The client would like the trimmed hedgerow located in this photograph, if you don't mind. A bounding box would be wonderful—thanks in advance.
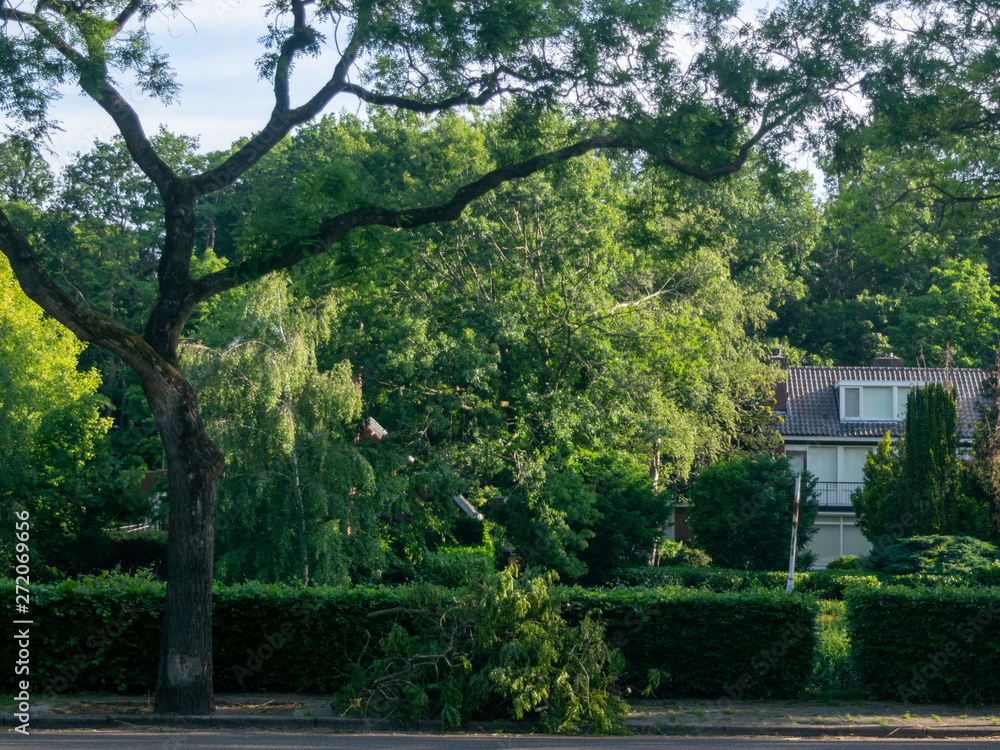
[0,575,410,694]
[609,566,968,599]
[847,585,1000,703]
[2,575,817,702]
[558,586,818,699]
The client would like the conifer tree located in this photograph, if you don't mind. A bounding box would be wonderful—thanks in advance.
[853,384,989,549]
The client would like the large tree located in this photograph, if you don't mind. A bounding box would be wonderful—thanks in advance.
[0,0,874,713]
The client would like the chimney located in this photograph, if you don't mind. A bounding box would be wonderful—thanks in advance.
[870,353,904,368]
[769,347,788,411]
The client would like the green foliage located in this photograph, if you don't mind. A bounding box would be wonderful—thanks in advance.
[870,535,1000,576]
[1,572,817,709]
[847,585,1000,702]
[183,274,379,586]
[607,565,966,601]
[810,599,859,693]
[560,586,818,699]
[685,453,819,571]
[237,109,781,581]
[853,387,990,549]
[334,570,627,733]
[656,540,713,568]
[825,555,866,572]
[0,253,147,575]
[0,137,53,204]
[418,545,495,589]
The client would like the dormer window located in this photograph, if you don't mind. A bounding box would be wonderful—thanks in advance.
[838,382,917,421]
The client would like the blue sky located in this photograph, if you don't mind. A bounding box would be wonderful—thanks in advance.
[45,1,346,169]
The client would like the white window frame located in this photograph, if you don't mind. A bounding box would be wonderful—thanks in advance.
[837,381,924,422]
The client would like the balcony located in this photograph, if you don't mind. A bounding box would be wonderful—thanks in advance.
[814,481,861,509]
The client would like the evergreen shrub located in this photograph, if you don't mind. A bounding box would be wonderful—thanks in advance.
[1,574,817,703]
[559,586,817,698]
[847,585,1000,702]
[870,534,1000,575]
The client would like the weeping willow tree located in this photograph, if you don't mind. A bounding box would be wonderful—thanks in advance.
[182,275,381,585]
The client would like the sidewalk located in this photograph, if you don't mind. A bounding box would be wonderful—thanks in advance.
[5,694,1000,737]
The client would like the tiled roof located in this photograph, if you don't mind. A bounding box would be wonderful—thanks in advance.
[776,366,990,441]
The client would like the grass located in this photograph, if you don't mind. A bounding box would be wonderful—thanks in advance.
[807,600,863,700]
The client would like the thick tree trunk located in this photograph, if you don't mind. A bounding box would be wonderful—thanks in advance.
[145,375,225,715]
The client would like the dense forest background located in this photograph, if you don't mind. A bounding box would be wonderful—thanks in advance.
[4,101,1000,585]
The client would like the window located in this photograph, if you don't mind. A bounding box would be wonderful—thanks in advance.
[839,382,922,421]
[844,388,860,419]
[864,387,892,420]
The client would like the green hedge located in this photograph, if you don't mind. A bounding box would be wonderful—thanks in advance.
[847,586,1000,702]
[1,577,409,694]
[558,586,818,699]
[2,577,817,699]
[610,566,970,599]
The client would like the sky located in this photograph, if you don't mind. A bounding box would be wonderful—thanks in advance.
[32,0,823,189]
[42,1,347,170]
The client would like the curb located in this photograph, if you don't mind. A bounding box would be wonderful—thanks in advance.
[4,714,1000,737]
[628,723,1000,738]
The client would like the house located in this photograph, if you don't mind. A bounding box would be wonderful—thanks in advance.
[771,351,989,566]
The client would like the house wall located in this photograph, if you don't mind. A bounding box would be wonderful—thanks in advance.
[785,441,878,566]
[810,511,872,566]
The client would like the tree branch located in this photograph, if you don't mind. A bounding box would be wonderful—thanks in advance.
[191,135,636,301]
[0,204,171,384]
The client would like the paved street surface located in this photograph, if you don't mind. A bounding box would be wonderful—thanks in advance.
[6,694,1000,746]
[5,734,1000,749]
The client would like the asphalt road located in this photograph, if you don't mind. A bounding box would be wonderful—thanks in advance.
[5,734,1000,749]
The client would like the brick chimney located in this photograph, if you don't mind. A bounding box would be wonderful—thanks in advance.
[769,347,788,411]
[870,353,904,368]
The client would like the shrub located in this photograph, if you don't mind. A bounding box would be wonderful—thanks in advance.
[826,555,865,572]
[847,585,1000,702]
[853,387,990,548]
[685,454,819,571]
[419,545,495,588]
[610,566,885,600]
[657,540,712,568]
[560,586,818,698]
[1,572,818,708]
[869,534,1000,575]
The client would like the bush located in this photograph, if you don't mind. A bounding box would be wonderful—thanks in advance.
[657,540,712,568]
[685,454,819,571]
[869,534,1000,575]
[847,585,1000,702]
[419,545,495,588]
[559,586,818,698]
[0,572,818,707]
[610,566,889,600]
[826,555,865,572]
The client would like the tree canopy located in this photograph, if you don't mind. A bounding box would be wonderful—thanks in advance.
[0,0,939,715]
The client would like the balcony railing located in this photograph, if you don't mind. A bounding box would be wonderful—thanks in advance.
[814,481,861,508]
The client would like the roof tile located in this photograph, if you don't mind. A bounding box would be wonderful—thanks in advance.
[776,367,989,441]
